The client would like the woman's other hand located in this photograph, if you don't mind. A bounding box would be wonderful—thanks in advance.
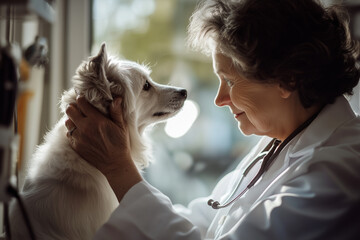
[65,96,142,201]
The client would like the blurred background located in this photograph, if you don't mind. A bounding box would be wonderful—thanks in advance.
[0,1,359,235]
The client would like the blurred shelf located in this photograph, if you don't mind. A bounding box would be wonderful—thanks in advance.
[0,0,55,23]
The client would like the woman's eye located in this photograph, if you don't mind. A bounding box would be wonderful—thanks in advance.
[143,80,151,91]
[224,78,234,87]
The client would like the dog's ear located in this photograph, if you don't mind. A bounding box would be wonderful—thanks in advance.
[86,43,112,101]
[72,43,113,114]
[89,43,108,79]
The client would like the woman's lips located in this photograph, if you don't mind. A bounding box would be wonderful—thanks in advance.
[235,112,244,118]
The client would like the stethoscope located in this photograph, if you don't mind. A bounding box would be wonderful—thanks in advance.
[207,108,323,209]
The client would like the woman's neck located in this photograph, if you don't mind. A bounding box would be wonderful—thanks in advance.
[276,102,323,142]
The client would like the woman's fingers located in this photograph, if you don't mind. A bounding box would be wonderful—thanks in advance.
[65,117,76,131]
[66,103,85,126]
[110,98,125,126]
[65,118,77,139]
[76,96,104,120]
[67,96,124,128]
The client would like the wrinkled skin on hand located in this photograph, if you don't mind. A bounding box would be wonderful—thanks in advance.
[65,96,142,201]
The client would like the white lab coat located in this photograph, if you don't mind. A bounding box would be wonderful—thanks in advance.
[94,95,360,240]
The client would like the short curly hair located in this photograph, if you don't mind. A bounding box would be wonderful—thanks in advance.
[188,0,360,108]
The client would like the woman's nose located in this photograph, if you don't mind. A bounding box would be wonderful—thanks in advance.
[214,83,231,107]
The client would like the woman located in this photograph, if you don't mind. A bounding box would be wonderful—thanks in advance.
[66,0,360,239]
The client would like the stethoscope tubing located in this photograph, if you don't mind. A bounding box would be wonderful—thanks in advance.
[208,139,280,209]
[208,107,324,210]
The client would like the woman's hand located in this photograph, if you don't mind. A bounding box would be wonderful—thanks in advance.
[65,96,142,201]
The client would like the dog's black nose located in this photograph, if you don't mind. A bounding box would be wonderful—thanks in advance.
[179,89,187,98]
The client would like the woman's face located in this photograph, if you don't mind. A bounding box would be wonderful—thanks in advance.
[213,52,288,138]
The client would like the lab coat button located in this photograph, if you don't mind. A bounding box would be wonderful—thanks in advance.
[218,215,227,226]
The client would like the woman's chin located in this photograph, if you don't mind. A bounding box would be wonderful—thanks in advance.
[238,123,252,136]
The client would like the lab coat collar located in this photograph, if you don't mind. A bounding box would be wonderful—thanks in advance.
[287,95,357,160]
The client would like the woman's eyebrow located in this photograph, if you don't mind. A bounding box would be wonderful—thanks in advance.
[215,69,226,75]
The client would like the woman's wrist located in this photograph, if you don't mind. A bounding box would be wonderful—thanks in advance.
[104,159,143,202]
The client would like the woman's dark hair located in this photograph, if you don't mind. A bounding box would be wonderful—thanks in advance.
[188,0,360,108]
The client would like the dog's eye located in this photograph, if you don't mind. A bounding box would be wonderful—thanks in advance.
[143,80,151,91]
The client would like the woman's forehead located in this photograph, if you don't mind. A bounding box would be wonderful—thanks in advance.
[212,52,234,74]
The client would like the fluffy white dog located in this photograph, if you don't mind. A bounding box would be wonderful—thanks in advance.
[10,43,187,240]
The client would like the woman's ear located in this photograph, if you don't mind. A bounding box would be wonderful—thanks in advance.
[278,84,292,99]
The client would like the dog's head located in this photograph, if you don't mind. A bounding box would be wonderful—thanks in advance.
[61,43,187,168]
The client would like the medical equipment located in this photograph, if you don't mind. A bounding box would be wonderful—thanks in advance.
[0,5,41,238]
[0,46,37,240]
[208,109,322,209]
[0,45,19,202]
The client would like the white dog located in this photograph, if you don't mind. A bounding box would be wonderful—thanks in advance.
[10,43,187,240]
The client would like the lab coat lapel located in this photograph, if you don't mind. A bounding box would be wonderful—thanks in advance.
[287,95,357,164]
[250,95,358,216]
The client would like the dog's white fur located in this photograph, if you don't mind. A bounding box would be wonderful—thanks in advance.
[10,43,187,240]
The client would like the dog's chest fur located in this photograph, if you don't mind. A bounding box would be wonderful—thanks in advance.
[11,116,118,240]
